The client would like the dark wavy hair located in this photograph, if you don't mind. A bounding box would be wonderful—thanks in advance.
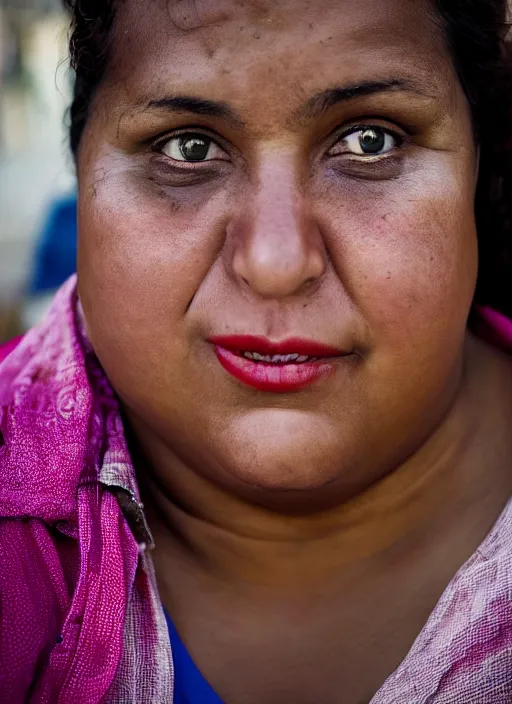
[62,0,512,316]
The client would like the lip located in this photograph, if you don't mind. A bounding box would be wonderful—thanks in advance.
[209,335,343,357]
[209,335,346,393]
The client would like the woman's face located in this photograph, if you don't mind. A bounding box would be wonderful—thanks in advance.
[78,0,478,507]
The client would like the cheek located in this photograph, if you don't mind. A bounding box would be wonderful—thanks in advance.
[77,164,228,335]
[323,172,478,352]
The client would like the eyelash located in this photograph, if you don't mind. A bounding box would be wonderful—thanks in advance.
[332,124,406,153]
[151,129,221,156]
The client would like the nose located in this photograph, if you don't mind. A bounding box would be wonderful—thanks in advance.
[229,157,326,299]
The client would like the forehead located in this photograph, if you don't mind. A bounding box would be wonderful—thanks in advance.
[106,0,452,112]
[164,0,275,31]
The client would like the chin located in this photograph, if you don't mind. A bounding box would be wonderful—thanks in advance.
[220,410,347,494]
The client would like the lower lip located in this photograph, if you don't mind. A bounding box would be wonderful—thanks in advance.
[214,347,337,392]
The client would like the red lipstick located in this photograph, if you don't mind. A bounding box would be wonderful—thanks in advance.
[209,335,345,392]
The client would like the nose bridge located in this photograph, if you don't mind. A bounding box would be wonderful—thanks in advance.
[230,152,326,298]
[255,160,301,254]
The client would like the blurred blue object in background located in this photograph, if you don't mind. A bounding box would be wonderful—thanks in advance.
[29,193,77,294]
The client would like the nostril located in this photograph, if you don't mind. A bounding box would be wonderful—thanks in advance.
[0,429,5,449]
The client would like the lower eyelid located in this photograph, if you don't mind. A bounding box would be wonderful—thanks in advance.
[155,158,216,170]
[327,155,406,180]
[328,149,397,160]
[149,153,231,177]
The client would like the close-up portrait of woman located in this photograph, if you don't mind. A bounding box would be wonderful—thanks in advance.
[1,0,512,702]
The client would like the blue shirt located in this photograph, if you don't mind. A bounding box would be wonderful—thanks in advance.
[29,195,78,294]
[164,609,225,704]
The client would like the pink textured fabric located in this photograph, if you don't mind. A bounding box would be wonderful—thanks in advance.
[0,335,22,364]
[0,280,172,703]
[0,280,511,703]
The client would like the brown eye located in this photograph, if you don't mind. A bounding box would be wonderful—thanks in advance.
[160,134,228,162]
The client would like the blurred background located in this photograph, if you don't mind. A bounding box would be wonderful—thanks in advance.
[0,0,75,344]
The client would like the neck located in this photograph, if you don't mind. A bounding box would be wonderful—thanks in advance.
[131,334,512,589]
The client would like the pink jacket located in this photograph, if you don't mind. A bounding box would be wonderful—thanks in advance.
[0,277,511,703]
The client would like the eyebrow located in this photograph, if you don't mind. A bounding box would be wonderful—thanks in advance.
[296,78,435,121]
[139,78,434,127]
[145,95,246,128]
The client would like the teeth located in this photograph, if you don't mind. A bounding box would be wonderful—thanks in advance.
[279,354,297,363]
[240,351,313,364]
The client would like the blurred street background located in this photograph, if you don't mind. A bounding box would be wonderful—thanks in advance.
[0,0,75,342]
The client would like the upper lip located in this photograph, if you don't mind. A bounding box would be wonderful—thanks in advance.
[208,335,345,357]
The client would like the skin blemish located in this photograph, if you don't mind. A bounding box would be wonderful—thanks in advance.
[169,199,184,212]
[89,168,109,200]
